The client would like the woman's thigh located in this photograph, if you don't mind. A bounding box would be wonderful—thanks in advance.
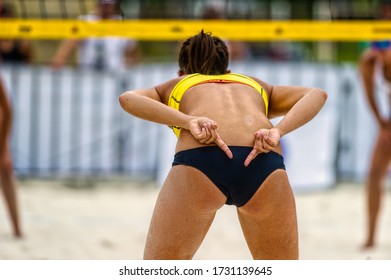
[144,165,227,260]
[237,169,298,260]
[369,130,391,177]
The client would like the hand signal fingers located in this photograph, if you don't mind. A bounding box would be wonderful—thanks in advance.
[266,136,278,147]
[254,129,268,139]
[191,119,232,159]
[195,123,215,144]
[194,126,207,143]
[204,123,219,144]
[214,134,233,159]
[244,148,259,167]
[261,136,277,151]
[201,124,213,143]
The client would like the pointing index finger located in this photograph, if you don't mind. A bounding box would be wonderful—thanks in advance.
[215,135,233,159]
[244,148,259,167]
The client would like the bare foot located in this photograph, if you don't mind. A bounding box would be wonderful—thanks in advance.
[14,231,23,239]
[361,240,375,250]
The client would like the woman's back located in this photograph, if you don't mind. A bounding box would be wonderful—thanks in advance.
[170,80,276,152]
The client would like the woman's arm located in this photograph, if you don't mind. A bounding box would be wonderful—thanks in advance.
[51,39,79,69]
[359,49,387,128]
[119,87,198,129]
[269,85,328,137]
[119,87,232,158]
[244,84,327,166]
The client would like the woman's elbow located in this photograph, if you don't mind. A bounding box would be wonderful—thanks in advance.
[119,91,133,112]
[314,88,328,104]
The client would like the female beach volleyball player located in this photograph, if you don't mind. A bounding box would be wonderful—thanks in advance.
[119,30,327,259]
[360,41,391,249]
[0,75,21,237]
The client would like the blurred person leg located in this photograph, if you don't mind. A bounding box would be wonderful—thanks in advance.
[0,77,22,237]
[363,126,391,248]
[0,145,21,237]
[237,169,298,259]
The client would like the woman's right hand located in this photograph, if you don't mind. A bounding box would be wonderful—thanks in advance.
[189,117,233,159]
[244,128,281,167]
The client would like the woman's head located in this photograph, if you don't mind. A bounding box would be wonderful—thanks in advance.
[97,0,119,19]
[178,30,229,75]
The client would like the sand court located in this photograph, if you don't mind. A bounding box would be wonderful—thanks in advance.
[0,179,390,260]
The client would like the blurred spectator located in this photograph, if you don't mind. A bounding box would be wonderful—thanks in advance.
[0,74,22,237]
[201,5,251,61]
[51,0,141,72]
[359,0,391,249]
[0,3,33,64]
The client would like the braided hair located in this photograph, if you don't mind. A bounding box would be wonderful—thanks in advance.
[178,30,229,75]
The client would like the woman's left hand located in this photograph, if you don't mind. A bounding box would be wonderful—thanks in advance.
[189,117,233,159]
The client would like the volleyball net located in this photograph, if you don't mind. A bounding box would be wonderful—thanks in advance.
[2,19,391,41]
[1,0,390,41]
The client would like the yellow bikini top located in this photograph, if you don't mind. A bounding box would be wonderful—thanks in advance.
[168,73,268,137]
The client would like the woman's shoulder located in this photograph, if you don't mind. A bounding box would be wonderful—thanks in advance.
[155,76,189,101]
[230,73,272,93]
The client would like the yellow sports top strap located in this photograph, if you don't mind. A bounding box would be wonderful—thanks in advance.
[168,73,268,137]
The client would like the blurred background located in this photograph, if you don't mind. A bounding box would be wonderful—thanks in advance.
[0,0,390,260]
